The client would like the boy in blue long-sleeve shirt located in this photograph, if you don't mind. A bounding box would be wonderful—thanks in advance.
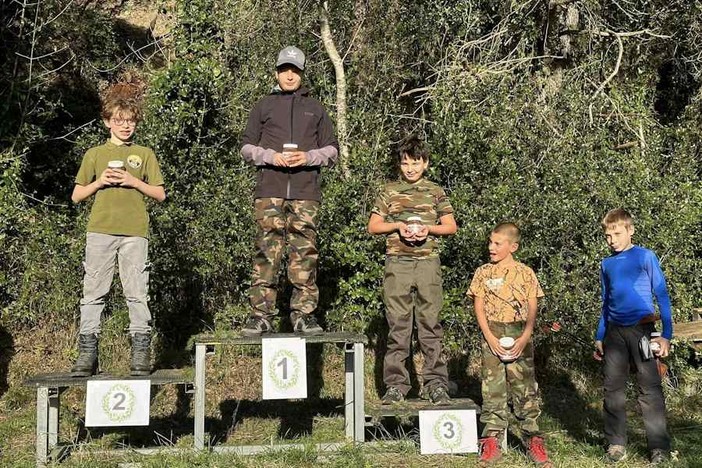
[595,208,672,465]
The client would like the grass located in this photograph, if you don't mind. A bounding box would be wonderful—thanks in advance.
[1,326,702,467]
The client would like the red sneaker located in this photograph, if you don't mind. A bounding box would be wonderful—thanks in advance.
[479,436,501,464]
[527,436,552,465]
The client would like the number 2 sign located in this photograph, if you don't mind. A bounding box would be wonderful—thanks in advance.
[419,409,478,454]
[262,337,307,400]
[85,380,151,426]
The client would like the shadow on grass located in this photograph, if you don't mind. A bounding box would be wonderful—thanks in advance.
[538,364,603,446]
[216,397,345,443]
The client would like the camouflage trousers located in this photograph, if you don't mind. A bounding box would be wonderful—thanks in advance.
[480,320,541,438]
[249,197,319,319]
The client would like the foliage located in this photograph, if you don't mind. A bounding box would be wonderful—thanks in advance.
[0,0,701,375]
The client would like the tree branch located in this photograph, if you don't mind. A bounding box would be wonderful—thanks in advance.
[319,1,350,179]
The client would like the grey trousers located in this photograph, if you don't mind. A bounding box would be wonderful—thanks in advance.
[79,232,151,335]
[382,256,449,395]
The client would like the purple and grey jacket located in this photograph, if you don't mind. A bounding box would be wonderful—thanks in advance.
[241,86,339,201]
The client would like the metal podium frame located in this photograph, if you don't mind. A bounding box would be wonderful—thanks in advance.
[24,369,191,466]
[191,332,367,452]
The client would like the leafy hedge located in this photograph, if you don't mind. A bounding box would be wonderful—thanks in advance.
[1,0,701,367]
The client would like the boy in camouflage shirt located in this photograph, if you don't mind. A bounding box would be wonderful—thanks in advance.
[368,136,457,405]
[468,223,551,465]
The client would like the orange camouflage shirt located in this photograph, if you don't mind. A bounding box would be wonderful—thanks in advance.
[468,261,544,322]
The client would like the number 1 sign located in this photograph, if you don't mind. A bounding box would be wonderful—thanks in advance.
[85,380,151,427]
[262,337,307,400]
[419,409,478,454]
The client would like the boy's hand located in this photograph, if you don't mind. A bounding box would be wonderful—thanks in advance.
[286,151,308,167]
[413,225,429,241]
[99,168,119,187]
[486,335,509,358]
[111,169,139,188]
[272,152,289,167]
[509,335,529,359]
[397,223,414,240]
[652,337,670,358]
[594,340,604,361]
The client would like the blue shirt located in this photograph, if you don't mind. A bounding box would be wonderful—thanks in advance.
[596,245,673,341]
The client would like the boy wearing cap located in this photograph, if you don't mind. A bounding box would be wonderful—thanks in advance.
[240,46,339,336]
[368,136,457,406]
[467,223,551,465]
[595,208,672,465]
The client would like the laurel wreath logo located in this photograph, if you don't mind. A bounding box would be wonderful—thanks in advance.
[432,413,463,450]
[101,384,136,423]
[268,349,300,390]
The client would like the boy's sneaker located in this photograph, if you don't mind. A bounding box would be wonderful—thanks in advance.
[649,449,670,465]
[241,316,272,336]
[527,436,552,466]
[605,444,627,463]
[381,387,404,404]
[427,385,451,405]
[293,315,324,334]
[478,436,501,464]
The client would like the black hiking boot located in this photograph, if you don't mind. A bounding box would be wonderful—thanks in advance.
[241,316,273,337]
[71,334,98,377]
[381,387,404,404]
[293,314,324,335]
[130,333,151,376]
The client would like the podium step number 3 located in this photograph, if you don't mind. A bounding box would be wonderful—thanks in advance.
[85,380,151,426]
[419,409,478,454]
[262,337,307,400]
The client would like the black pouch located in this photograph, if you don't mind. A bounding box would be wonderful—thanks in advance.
[639,334,653,361]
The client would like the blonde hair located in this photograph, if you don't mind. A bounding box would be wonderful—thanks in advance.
[492,222,521,243]
[601,208,634,229]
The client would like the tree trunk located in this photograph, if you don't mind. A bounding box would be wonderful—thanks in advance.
[319,1,350,179]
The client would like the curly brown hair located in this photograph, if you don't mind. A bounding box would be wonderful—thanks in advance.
[100,78,146,122]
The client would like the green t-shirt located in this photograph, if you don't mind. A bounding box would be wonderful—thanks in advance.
[371,178,454,258]
[75,140,164,238]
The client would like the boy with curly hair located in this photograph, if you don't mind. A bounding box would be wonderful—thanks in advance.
[70,82,165,377]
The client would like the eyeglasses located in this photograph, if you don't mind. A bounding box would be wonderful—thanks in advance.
[110,117,136,126]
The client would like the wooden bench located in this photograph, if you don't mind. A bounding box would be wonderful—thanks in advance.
[674,320,702,348]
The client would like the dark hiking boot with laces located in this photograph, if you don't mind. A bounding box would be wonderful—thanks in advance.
[130,333,151,376]
[293,315,324,335]
[241,316,273,337]
[427,385,451,405]
[381,386,404,404]
[71,334,99,377]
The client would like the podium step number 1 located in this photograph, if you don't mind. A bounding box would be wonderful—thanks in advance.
[85,380,151,427]
[419,409,478,454]
[262,337,307,400]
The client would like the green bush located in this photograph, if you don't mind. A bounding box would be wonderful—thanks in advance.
[0,0,700,373]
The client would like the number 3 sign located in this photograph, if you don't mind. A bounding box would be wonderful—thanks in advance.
[262,337,307,400]
[85,380,151,426]
[419,409,478,454]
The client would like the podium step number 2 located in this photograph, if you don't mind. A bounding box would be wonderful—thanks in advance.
[262,337,307,400]
[85,380,151,427]
[419,409,478,455]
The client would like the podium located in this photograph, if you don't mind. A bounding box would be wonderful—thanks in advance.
[24,369,191,466]
[191,331,367,452]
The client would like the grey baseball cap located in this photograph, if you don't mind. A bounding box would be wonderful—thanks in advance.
[276,46,305,70]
